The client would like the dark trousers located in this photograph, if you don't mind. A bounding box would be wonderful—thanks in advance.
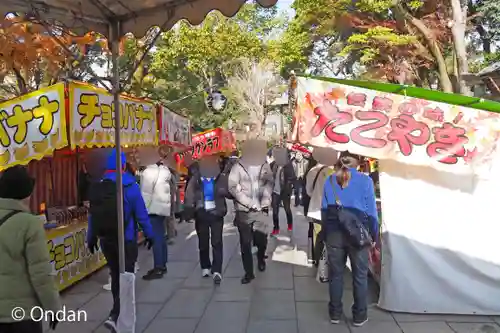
[236,211,268,276]
[325,231,369,321]
[272,192,293,230]
[294,177,305,206]
[195,210,224,274]
[100,239,138,322]
[0,320,43,333]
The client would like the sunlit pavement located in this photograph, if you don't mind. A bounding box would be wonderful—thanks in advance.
[48,204,500,333]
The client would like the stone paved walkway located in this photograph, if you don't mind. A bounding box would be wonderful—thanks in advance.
[51,207,500,333]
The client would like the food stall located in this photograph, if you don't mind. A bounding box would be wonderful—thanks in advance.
[0,81,158,291]
[175,127,236,169]
[290,74,500,314]
[158,105,192,207]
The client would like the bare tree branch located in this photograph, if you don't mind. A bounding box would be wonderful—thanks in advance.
[227,59,283,139]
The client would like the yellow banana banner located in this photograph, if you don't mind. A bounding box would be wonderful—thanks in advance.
[67,82,158,149]
[0,83,68,170]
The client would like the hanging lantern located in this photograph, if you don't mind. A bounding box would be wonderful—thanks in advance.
[205,89,227,112]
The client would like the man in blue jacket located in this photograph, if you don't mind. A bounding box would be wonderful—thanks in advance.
[87,149,154,333]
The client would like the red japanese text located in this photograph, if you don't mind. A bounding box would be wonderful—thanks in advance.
[426,122,468,164]
[387,114,430,156]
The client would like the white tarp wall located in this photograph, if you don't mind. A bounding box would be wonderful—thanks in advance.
[377,153,500,314]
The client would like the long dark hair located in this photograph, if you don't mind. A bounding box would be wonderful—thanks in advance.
[336,151,360,188]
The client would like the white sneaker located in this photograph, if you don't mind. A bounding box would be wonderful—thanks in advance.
[353,318,368,327]
[213,272,222,284]
[104,318,118,332]
[103,276,112,291]
[202,269,211,277]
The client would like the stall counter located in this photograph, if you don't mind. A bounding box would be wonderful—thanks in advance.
[45,221,106,291]
[45,220,148,291]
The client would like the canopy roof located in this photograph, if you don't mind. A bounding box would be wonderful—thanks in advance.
[2,0,278,38]
[303,75,500,114]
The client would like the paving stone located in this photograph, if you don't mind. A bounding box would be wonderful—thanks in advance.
[183,268,216,288]
[448,322,500,333]
[250,289,296,320]
[136,278,183,303]
[399,321,456,333]
[296,303,350,333]
[164,261,198,279]
[144,318,198,333]
[78,292,113,322]
[195,301,250,333]
[63,275,105,295]
[135,303,164,333]
[393,313,495,323]
[54,320,102,332]
[247,319,298,333]
[293,264,316,277]
[349,320,403,333]
[294,276,329,301]
[157,288,213,318]
[61,292,97,310]
[213,277,254,302]
[254,261,294,289]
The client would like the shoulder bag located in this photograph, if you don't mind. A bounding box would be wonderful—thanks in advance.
[0,211,22,229]
[323,177,372,249]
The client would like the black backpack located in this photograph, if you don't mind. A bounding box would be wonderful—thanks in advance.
[89,179,132,238]
[219,159,238,200]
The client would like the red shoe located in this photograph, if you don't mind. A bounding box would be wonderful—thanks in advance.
[271,229,279,236]
[287,225,293,232]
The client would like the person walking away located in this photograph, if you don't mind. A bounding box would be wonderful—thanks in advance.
[167,164,180,245]
[321,152,378,327]
[305,161,331,267]
[87,149,154,332]
[140,160,172,280]
[229,140,273,284]
[270,149,296,235]
[184,155,227,284]
[292,152,308,207]
[182,154,199,223]
[302,157,317,218]
[0,166,61,333]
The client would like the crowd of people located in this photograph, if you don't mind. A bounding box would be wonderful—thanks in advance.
[0,144,378,332]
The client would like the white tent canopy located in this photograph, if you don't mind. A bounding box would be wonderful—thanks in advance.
[2,0,278,38]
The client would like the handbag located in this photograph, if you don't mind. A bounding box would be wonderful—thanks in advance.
[323,177,372,249]
[316,246,329,283]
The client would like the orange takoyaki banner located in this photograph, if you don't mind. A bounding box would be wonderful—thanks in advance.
[67,81,157,149]
[0,83,68,170]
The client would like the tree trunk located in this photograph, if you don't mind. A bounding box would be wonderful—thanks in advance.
[393,2,454,93]
[450,0,471,95]
[476,25,491,54]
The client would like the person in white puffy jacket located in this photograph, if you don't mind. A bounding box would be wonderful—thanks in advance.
[140,161,172,280]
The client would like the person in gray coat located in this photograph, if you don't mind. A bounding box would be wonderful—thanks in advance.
[228,141,274,284]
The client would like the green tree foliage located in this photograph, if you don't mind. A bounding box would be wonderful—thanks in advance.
[145,3,286,130]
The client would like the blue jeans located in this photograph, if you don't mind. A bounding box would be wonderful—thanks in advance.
[325,230,369,321]
[150,214,168,269]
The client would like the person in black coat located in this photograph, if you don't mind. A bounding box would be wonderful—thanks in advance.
[270,153,296,235]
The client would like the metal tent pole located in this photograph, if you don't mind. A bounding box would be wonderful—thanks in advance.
[110,20,126,274]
